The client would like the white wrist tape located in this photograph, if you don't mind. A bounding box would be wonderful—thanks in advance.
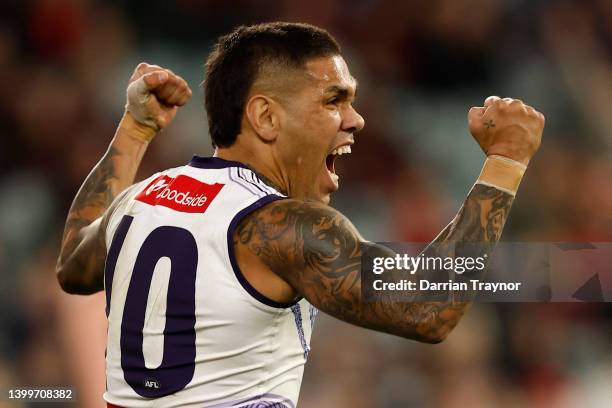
[476,155,527,196]
[125,77,159,131]
[487,155,527,171]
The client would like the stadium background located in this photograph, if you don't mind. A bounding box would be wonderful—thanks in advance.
[1,0,612,406]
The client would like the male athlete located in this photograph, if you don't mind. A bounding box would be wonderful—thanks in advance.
[56,23,544,407]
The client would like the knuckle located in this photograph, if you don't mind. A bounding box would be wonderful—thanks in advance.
[143,65,163,75]
[496,102,507,111]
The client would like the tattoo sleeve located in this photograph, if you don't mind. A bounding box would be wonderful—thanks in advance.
[235,183,514,343]
[56,114,152,294]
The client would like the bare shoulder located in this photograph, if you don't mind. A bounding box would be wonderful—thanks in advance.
[234,198,363,288]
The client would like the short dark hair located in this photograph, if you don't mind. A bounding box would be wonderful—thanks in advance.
[203,22,341,148]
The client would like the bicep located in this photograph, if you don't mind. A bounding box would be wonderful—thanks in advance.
[237,199,380,329]
[57,217,107,294]
[287,206,365,323]
[238,199,450,341]
[57,187,132,294]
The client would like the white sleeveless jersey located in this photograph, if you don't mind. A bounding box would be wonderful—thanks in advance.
[103,156,317,408]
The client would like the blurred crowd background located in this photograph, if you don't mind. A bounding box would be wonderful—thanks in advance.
[1,0,612,407]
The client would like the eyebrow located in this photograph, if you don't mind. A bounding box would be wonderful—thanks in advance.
[324,80,358,100]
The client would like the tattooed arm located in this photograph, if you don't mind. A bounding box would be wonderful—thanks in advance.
[236,183,513,343]
[56,63,192,294]
[56,114,154,294]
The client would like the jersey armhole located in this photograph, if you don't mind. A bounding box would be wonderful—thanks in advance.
[226,194,302,309]
[104,175,160,247]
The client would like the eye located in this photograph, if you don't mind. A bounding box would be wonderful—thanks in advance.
[326,97,339,105]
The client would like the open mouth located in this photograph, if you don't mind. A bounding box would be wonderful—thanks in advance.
[326,145,352,174]
[323,145,352,192]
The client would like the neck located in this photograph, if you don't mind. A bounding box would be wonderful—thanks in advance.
[215,143,289,196]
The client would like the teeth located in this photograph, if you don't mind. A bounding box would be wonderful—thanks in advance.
[331,145,352,156]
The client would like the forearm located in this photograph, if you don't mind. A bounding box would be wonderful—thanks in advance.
[58,113,154,266]
[365,183,514,342]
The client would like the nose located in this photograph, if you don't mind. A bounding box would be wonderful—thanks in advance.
[342,105,365,134]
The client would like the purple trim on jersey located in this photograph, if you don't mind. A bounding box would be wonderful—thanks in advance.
[227,194,301,309]
[245,168,276,195]
[189,156,249,169]
[290,304,310,360]
[309,304,319,331]
[229,168,264,197]
[238,168,269,196]
[204,393,295,408]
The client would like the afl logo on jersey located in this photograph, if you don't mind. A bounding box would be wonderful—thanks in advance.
[143,378,161,389]
[136,174,224,214]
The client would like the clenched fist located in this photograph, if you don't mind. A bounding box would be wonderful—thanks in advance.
[125,62,192,133]
[468,96,544,166]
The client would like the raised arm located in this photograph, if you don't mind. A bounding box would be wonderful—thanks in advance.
[236,96,544,343]
[56,63,192,294]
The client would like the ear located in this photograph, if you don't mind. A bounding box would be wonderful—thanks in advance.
[244,95,279,143]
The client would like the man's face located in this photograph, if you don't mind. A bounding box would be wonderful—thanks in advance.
[276,55,365,204]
